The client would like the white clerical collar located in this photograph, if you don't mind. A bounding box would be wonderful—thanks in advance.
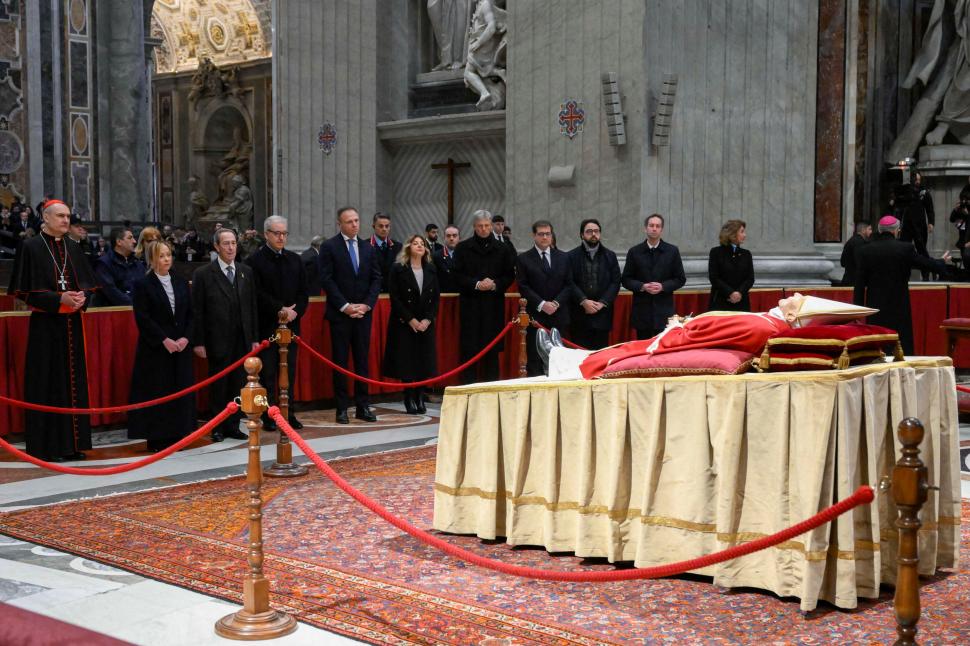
[217,257,235,273]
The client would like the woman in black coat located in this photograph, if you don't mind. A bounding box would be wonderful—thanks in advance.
[708,219,754,311]
[128,241,196,451]
[383,235,440,414]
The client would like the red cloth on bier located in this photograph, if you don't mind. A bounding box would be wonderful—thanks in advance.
[579,311,792,379]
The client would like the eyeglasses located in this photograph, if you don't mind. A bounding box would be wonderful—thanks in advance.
[267,230,289,237]
[535,231,552,237]
[583,229,601,234]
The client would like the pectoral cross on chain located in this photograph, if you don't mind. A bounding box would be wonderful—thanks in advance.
[58,274,67,290]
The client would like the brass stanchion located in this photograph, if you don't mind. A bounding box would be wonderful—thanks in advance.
[265,315,308,478]
[517,298,528,378]
[892,418,929,646]
[215,358,298,640]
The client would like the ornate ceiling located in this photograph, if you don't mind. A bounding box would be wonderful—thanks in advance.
[150,0,271,75]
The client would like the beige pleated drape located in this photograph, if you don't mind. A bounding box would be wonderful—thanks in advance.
[433,359,962,611]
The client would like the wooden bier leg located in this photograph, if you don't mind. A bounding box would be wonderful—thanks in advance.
[265,315,308,477]
[892,418,929,646]
[215,358,298,640]
[517,297,528,378]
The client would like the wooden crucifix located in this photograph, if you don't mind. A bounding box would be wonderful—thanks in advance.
[431,157,471,225]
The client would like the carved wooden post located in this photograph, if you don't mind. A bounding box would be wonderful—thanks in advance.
[517,298,529,378]
[265,315,308,478]
[892,417,928,646]
[215,358,297,640]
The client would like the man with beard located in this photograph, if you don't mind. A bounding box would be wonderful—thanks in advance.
[567,218,621,350]
[453,210,515,383]
[8,200,98,461]
[425,223,443,253]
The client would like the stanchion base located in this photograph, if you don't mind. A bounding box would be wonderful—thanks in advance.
[215,608,297,640]
[264,462,309,478]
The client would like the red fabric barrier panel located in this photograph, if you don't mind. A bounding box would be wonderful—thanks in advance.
[0,294,18,312]
[947,284,970,366]
[82,308,138,427]
[910,286,948,356]
[0,284,963,437]
[0,314,28,438]
[749,288,785,313]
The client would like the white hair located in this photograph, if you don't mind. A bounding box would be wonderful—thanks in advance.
[471,209,492,224]
[263,215,288,233]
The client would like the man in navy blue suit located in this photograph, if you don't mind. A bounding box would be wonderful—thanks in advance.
[516,220,574,376]
[318,206,382,424]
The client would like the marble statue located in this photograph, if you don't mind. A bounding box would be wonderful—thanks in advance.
[188,57,243,105]
[428,0,471,71]
[183,175,208,229]
[464,0,507,111]
[215,127,252,204]
[227,174,253,231]
[888,0,970,161]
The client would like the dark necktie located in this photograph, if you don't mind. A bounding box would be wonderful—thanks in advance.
[226,265,235,284]
[541,250,551,269]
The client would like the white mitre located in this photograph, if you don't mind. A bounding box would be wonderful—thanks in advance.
[795,295,878,326]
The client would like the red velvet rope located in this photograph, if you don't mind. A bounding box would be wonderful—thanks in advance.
[294,320,517,388]
[0,402,239,475]
[956,384,970,394]
[529,320,589,350]
[270,407,875,582]
[0,341,269,415]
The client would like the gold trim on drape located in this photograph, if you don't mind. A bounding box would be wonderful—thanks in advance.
[433,359,962,612]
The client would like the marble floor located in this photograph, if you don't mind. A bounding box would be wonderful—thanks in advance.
[0,401,440,645]
[0,403,968,645]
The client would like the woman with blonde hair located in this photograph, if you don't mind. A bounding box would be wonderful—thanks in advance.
[128,240,195,451]
[383,234,440,414]
[134,226,163,262]
[708,219,754,311]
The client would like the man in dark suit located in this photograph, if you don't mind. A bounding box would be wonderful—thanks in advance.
[319,206,382,424]
[453,210,515,383]
[369,212,402,292]
[854,215,951,355]
[191,228,259,442]
[425,223,443,254]
[516,220,574,376]
[840,221,871,286]
[301,235,324,295]
[621,213,686,339]
[567,218,621,350]
[249,216,309,430]
[94,227,144,306]
[432,224,460,293]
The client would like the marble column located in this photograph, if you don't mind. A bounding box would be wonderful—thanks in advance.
[95,0,153,219]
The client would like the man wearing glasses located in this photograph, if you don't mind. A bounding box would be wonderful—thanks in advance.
[248,215,309,430]
[515,220,574,376]
[566,218,621,350]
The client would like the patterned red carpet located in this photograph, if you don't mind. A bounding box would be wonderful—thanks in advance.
[0,446,966,645]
